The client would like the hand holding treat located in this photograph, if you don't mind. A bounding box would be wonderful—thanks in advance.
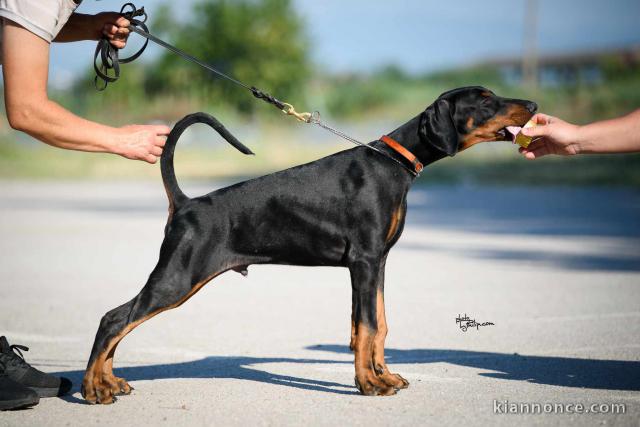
[516,113,583,159]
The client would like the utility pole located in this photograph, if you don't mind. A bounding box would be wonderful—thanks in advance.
[522,0,539,89]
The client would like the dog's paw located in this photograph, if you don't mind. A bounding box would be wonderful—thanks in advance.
[82,375,117,405]
[380,372,410,390]
[115,377,133,396]
[95,384,117,405]
[100,372,133,397]
[354,374,397,396]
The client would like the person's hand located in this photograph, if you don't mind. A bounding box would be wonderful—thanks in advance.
[92,12,130,49]
[116,125,171,164]
[518,113,582,160]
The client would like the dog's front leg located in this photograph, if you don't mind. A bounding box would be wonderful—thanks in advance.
[371,280,410,390]
[349,259,396,396]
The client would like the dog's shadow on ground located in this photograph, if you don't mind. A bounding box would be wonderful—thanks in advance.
[54,345,640,404]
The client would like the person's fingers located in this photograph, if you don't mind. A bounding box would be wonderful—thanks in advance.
[148,144,162,157]
[154,136,167,147]
[522,122,552,137]
[150,145,163,157]
[529,113,553,125]
[153,125,172,135]
[144,154,158,164]
[524,138,548,152]
[114,27,130,38]
[526,144,553,159]
[518,147,543,160]
[109,39,126,49]
[525,150,547,160]
[518,138,552,159]
[114,16,130,28]
[103,30,128,40]
[517,147,536,159]
[102,23,129,42]
[103,24,119,36]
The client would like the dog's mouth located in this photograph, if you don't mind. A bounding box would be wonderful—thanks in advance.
[496,127,510,140]
[505,124,533,144]
[492,103,536,143]
[491,126,518,142]
[497,118,533,143]
[503,126,522,143]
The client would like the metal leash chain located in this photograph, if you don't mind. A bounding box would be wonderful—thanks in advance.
[95,3,419,177]
[310,114,418,176]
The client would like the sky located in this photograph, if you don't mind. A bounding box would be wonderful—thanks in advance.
[48,0,640,89]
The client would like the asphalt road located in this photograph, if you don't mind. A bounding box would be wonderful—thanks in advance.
[1,180,639,426]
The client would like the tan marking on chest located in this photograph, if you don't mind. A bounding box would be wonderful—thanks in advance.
[386,205,405,243]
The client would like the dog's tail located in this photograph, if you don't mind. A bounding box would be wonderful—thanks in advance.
[161,112,254,210]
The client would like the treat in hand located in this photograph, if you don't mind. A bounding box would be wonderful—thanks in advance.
[507,119,537,148]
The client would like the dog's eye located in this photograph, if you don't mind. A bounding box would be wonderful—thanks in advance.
[481,97,494,106]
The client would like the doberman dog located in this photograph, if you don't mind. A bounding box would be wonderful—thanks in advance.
[81,86,536,403]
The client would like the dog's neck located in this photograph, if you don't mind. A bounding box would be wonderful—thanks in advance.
[385,115,453,167]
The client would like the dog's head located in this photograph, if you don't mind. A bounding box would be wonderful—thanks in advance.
[419,86,537,156]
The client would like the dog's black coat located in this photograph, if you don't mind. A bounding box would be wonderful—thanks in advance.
[82,87,536,402]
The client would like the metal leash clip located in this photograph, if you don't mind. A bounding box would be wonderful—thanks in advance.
[281,103,313,123]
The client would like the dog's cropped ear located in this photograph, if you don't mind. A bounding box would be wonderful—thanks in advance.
[418,99,459,157]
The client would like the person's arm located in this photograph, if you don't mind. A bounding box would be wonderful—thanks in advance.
[2,21,168,163]
[519,109,640,159]
[54,12,130,48]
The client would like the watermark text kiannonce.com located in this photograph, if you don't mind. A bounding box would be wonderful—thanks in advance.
[494,400,626,415]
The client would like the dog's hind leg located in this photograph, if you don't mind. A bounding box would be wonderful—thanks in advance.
[81,224,230,404]
[82,265,225,404]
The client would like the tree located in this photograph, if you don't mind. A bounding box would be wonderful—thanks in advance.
[146,0,310,114]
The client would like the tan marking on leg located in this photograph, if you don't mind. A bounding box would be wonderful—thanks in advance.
[371,289,409,390]
[101,356,120,395]
[353,323,396,396]
[101,347,133,396]
[82,269,228,404]
[349,318,357,351]
[372,289,387,374]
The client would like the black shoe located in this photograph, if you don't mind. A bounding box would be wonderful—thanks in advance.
[0,337,72,398]
[0,363,39,411]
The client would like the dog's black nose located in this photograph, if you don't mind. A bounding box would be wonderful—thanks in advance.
[526,102,538,114]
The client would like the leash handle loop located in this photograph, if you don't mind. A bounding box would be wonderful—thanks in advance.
[93,2,149,89]
[120,2,147,23]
